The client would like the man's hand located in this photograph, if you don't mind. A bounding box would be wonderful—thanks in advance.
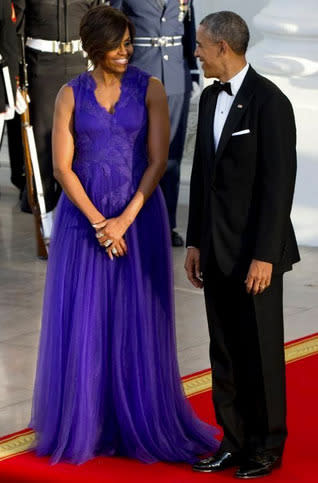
[245,259,273,295]
[184,247,203,289]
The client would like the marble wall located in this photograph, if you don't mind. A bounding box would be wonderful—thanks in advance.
[194,0,268,47]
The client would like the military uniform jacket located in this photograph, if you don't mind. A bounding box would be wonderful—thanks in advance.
[0,1,18,112]
[110,0,198,96]
[13,0,103,41]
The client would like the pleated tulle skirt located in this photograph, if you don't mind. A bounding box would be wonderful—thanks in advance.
[29,188,219,464]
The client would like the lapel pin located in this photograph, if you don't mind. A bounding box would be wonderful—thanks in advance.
[237,104,243,109]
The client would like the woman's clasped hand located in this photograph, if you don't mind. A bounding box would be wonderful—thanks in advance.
[92,216,129,260]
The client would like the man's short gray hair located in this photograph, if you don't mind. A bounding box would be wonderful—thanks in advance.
[200,11,250,55]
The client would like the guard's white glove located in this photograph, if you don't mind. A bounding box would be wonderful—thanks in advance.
[15,88,28,114]
[191,81,201,101]
[0,110,12,139]
[0,114,5,134]
[0,89,28,118]
[1,105,15,120]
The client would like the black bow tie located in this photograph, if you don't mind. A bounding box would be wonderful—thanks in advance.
[211,80,233,96]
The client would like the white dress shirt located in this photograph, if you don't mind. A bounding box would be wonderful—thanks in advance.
[213,63,250,151]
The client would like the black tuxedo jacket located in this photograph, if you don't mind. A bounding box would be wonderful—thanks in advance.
[186,66,300,276]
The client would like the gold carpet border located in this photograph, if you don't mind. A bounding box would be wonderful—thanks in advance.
[1,335,317,461]
[183,334,318,398]
[285,334,318,364]
[0,431,36,462]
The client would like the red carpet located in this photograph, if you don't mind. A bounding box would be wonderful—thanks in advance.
[0,334,317,482]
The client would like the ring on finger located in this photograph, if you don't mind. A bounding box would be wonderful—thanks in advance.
[96,232,104,239]
[111,247,118,255]
[104,239,113,248]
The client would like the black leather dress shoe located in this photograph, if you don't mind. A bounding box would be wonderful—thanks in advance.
[235,452,282,479]
[20,187,32,213]
[171,230,184,247]
[193,451,241,473]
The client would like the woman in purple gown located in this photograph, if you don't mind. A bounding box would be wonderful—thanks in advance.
[30,5,218,465]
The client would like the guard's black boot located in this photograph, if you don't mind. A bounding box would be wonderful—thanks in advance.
[171,230,184,247]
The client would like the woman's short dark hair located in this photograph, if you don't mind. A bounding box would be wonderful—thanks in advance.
[80,6,135,66]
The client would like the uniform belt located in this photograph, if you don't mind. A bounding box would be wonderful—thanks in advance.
[133,36,182,47]
[26,38,83,55]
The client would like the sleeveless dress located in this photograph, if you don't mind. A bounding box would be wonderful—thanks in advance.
[30,65,219,464]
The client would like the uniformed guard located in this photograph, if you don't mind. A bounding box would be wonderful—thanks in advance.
[3,3,26,200]
[110,0,199,246]
[12,0,106,227]
[0,1,18,127]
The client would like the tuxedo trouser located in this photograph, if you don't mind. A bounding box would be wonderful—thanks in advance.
[203,253,287,455]
[160,91,191,230]
[26,49,86,213]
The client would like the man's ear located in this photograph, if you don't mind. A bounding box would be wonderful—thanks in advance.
[219,40,228,55]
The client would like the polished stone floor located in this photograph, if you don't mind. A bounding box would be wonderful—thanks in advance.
[0,168,317,439]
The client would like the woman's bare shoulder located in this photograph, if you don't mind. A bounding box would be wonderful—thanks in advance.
[55,85,75,111]
[146,77,167,104]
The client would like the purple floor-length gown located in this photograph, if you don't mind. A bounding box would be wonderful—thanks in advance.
[30,65,219,464]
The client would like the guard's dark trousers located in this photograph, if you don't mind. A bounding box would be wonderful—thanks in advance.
[160,91,191,230]
[27,49,86,212]
[7,114,25,191]
[203,250,287,457]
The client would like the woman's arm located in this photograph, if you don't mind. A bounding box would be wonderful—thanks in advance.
[100,77,169,239]
[52,85,105,225]
[123,76,170,223]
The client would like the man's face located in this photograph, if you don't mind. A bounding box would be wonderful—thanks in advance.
[195,25,223,79]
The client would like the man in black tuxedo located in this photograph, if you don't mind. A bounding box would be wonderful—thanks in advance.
[185,11,300,479]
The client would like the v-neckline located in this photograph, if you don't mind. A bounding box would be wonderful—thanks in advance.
[88,70,127,116]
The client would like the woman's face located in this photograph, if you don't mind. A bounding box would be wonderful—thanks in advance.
[102,27,133,74]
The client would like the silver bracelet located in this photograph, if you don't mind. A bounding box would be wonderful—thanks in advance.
[91,219,106,229]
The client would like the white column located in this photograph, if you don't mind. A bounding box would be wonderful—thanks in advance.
[248,0,318,245]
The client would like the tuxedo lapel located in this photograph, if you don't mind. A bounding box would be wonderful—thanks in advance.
[202,85,218,177]
[214,67,258,167]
